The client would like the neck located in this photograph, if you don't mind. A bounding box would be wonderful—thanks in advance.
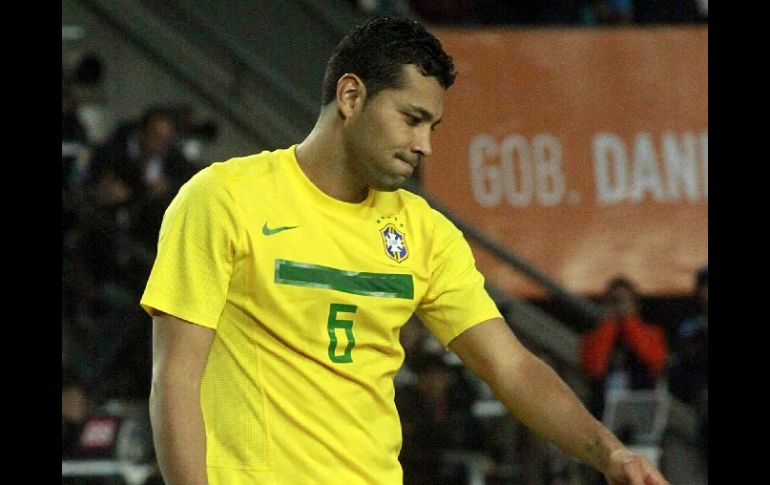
[295,108,369,203]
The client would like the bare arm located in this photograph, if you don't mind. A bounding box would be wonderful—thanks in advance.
[449,318,668,485]
[150,312,215,485]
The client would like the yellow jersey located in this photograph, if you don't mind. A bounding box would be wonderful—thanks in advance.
[140,146,501,484]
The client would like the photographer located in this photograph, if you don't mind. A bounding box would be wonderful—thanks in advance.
[580,276,669,420]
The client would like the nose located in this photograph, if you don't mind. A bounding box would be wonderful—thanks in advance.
[411,127,433,158]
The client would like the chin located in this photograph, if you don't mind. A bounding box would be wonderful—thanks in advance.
[371,176,408,192]
[371,182,402,192]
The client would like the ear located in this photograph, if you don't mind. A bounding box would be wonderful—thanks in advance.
[336,73,366,119]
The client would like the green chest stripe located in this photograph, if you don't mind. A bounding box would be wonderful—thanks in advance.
[275,259,414,299]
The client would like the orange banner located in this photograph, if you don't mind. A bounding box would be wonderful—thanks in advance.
[426,27,707,297]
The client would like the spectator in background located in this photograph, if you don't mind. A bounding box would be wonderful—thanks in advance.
[581,0,633,25]
[67,52,111,145]
[87,106,198,249]
[634,0,701,24]
[668,265,708,460]
[581,276,668,420]
[396,318,483,485]
[62,76,93,279]
[71,106,198,400]
[80,106,198,298]
[63,78,91,351]
[408,0,475,24]
[62,366,88,458]
[62,78,90,192]
[355,0,413,17]
[397,351,459,485]
[696,0,708,20]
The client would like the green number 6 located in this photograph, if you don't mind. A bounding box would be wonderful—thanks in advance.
[327,303,357,363]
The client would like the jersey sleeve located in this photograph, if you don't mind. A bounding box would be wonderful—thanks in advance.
[140,166,241,329]
[415,209,502,347]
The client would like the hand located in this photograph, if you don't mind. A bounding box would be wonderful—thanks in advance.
[604,448,669,485]
[616,300,637,318]
[603,307,619,321]
[611,293,636,317]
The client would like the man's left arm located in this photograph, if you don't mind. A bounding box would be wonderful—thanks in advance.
[449,317,669,485]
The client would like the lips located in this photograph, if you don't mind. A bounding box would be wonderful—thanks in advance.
[394,156,415,177]
[396,155,418,168]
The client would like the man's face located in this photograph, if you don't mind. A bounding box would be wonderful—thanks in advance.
[343,65,445,192]
[143,116,176,158]
[607,285,638,315]
[698,282,708,312]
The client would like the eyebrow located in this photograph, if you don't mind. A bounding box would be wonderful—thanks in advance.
[407,104,442,126]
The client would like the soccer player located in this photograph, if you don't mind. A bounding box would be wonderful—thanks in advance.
[142,16,669,485]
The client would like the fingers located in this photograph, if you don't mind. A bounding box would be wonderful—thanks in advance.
[606,449,669,485]
[622,460,647,485]
[643,467,670,485]
[627,460,669,485]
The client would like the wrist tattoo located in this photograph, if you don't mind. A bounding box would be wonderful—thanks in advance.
[585,437,606,469]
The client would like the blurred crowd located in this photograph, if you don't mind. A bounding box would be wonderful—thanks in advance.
[62,53,216,463]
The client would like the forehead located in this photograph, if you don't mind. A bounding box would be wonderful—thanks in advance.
[378,65,445,116]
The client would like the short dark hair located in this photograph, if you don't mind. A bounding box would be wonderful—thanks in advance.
[605,275,637,296]
[321,17,457,106]
[695,265,708,293]
[140,105,178,133]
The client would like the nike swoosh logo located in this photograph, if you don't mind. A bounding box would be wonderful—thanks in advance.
[262,222,299,236]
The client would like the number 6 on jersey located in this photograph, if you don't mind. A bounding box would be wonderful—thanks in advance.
[327,304,357,363]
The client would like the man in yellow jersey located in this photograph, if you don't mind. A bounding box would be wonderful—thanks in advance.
[142,16,669,485]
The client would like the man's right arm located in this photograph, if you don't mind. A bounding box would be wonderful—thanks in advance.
[150,311,215,485]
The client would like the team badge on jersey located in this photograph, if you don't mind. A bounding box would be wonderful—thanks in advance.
[380,224,408,263]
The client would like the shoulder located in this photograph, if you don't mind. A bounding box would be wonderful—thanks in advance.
[209,148,286,180]
[189,147,290,193]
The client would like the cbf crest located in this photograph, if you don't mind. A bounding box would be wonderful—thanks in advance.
[380,224,408,263]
